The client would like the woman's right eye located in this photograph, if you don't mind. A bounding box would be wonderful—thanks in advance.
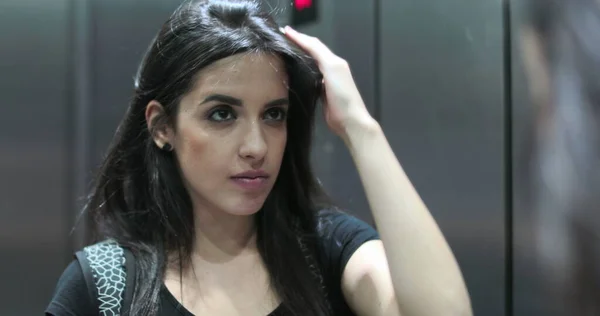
[208,107,235,122]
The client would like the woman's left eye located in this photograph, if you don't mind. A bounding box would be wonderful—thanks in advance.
[264,107,287,121]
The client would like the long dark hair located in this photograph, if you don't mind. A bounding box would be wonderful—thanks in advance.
[526,0,600,314]
[84,1,332,315]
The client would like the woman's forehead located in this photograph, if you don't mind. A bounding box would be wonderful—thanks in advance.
[182,53,289,105]
[199,52,286,81]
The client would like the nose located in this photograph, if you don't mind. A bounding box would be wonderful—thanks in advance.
[239,121,267,162]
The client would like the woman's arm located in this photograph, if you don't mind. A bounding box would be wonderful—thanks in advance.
[343,120,472,316]
[283,26,472,316]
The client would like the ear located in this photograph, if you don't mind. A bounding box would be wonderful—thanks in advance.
[145,100,174,149]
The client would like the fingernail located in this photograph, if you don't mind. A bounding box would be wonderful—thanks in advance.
[284,25,294,33]
[279,27,286,34]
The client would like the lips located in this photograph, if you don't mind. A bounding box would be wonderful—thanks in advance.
[231,170,270,190]
[231,170,269,179]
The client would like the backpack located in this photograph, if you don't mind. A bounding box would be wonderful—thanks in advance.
[73,235,331,315]
[75,239,135,316]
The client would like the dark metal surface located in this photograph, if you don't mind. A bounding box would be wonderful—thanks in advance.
[89,0,183,169]
[327,0,377,224]
[510,1,553,315]
[0,0,71,314]
[379,0,507,315]
[71,0,93,251]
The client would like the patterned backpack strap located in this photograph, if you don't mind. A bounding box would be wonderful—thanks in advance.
[75,239,130,316]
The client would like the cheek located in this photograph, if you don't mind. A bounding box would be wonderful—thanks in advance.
[174,119,230,179]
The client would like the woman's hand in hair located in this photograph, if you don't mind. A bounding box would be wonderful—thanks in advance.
[282,26,378,143]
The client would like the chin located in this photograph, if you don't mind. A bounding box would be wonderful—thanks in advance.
[224,196,267,216]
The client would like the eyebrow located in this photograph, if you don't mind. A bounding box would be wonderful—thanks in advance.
[200,94,289,107]
[201,94,242,106]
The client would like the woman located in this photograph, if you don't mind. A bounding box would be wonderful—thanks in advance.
[522,0,600,314]
[46,1,471,315]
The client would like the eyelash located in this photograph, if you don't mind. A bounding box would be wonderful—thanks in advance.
[207,106,288,123]
[207,107,236,122]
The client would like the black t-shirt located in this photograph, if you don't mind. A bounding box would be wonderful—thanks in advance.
[45,210,379,316]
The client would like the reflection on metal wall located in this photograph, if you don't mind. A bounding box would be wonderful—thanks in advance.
[510,1,552,315]
[0,0,71,314]
[379,0,506,315]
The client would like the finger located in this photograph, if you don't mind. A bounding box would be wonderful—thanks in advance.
[281,26,335,63]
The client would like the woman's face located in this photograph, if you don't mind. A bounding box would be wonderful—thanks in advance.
[153,53,289,217]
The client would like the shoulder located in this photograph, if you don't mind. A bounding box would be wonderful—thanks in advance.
[46,240,132,316]
[315,208,380,280]
[316,208,380,250]
[316,210,400,315]
[45,260,96,316]
[316,208,378,238]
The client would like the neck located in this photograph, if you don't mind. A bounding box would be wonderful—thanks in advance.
[191,205,258,264]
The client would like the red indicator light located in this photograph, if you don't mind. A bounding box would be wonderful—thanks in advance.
[294,0,313,11]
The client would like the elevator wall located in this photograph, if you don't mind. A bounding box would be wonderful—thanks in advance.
[0,0,71,315]
[379,1,507,315]
[0,1,546,315]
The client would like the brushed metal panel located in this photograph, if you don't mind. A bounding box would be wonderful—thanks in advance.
[0,0,71,314]
[379,1,506,314]
[511,1,555,315]
[89,0,184,168]
[327,0,377,224]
